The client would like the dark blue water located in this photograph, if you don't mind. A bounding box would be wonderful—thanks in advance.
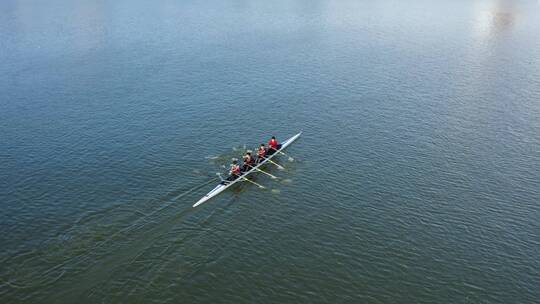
[1,0,539,303]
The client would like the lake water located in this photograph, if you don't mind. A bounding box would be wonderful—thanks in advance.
[1,0,539,303]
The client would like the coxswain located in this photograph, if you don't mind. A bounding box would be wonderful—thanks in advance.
[257,144,267,163]
[267,136,281,155]
[242,152,255,172]
[222,160,241,184]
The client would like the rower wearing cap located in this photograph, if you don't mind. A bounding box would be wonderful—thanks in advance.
[242,152,255,172]
[267,136,281,155]
[257,144,267,163]
[222,160,241,184]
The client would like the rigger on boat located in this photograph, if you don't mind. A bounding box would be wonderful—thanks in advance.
[193,132,302,207]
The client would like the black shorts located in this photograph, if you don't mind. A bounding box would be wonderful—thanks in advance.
[267,144,281,155]
[221,174,237,184]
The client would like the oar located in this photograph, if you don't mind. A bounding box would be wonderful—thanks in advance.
[254,167,278,179]
[242,177,266,189]
[266,159,285,170]
[268,146,294,161]
[276,150,294,161]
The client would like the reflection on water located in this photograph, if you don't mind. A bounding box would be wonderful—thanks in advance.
[473,0,519,38]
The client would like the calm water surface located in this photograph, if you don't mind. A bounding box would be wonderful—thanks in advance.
[1,0,539,303]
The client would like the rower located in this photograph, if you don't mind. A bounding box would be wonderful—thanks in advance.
[256,144,267,163]
[267,136,281,155]
[242,152,255,172]
[222,160,241,184]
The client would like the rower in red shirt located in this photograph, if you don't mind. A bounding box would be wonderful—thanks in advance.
[256,144,267,163]
[231,161,241,175]
[242,152,255,172]
[267,136,281,155]
[222,160,241,184]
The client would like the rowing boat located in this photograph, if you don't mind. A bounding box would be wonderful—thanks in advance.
[193,132,302,207]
